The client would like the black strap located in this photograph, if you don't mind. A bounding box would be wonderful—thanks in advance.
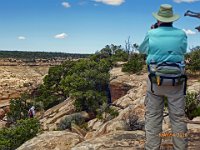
[181,75,187,95]
[160,77,163,86]
[148,74,154,93]
[148,73,187,95]
[156,62,181,68]
[172,79,175,86]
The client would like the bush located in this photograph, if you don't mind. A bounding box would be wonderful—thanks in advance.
[28,44,129,117]
[7,96,31,123]
[35,55,112,114]
[122,54,145,73]
[123,111,144,131]
[185,92,200,119]
[96,103,119,121]
[186,47,200,74]
[0,118,40,150]
[57,113,85,130]
[34,60,76,110]
[112,49,128,62]
[107,107,119,118]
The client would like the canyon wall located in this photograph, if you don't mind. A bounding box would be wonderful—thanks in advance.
[0,58,67,108]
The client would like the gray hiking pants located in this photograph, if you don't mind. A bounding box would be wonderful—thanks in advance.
[145,79,188,150]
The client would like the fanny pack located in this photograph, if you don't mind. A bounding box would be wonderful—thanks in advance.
[148,62,187,95]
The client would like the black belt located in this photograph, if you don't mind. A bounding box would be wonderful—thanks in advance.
[148,73,187,95]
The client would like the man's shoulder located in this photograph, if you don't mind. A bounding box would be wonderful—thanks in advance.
[148,27,186,36]
[172,27,187,35]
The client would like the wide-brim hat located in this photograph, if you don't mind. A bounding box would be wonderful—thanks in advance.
[152,4,180,22]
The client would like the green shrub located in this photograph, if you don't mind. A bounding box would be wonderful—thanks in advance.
[123,110,144,131]
[57,116,72,130]
[186,47,200,74]
[185,92,200,119]
[57,113,85,130]
[27,44,129,117]
[112,49,128,62]
[107,107,119,119]
[188,107,200,119]
[96,103,119,121]
[122,54,145,73]
[35,55,111,113]
[0,118,40,150]
[7,96,31,123]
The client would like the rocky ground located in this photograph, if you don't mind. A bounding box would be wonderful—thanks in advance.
[0,59,199,150]
[0,58,68,109]
[16,66,200,150]
[0,65,49,107]
[0,66,50,126]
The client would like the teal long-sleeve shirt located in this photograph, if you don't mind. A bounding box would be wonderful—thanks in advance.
[138,26,187,64]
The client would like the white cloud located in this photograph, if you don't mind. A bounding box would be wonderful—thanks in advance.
[173,0,200,3]
[18,36,26,40]
[183,29,196,35]
[54,33,68,39]
[93,0,125,6]
[62,2,71,8]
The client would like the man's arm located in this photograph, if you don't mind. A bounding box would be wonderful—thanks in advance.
[138,34,149,54]
[181,33,187,54]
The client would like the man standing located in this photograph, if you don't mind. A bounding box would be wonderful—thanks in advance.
[139,4,188,150]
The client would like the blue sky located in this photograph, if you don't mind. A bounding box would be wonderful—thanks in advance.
[0,0,199,54]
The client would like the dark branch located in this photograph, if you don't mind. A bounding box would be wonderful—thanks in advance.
[184,10,200,19]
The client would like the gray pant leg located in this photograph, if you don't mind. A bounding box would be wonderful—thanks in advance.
[145,79,188,150]
[167,87,188,150]
[145,91,164,150]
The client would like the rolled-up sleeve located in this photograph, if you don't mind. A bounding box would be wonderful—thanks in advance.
[138,34,149,54]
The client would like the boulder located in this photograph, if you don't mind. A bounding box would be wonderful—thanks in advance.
[87,104,145,138]
[187,117,200,131]
[93,120,130,138]
[72,130,145,150]
[40,98,76,131]
[71,123,87,137]
[116,104,145,122]
[84,131,96,140]
[17,131,84,150]
[187,80,200,93]
[87,118,104,131]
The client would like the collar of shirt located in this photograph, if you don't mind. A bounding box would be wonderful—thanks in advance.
[159,23,173,27]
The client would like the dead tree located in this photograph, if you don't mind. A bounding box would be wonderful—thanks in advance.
[125,36,139,60]
[125,36,131,60]
[184,10,200,32]
[184,10,200,18]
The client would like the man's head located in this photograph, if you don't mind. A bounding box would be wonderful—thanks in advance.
[153,4,180,23]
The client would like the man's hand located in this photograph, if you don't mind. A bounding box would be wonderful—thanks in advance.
[151,23,158,29]
[195,26,200,32]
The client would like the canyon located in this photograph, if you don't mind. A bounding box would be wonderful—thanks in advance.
[0,58,200,149]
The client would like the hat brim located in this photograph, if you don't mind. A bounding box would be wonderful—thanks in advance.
[152,13,180,22]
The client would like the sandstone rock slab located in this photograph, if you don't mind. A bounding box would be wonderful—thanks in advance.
[72,130,145,150]
[17,131,84,150]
